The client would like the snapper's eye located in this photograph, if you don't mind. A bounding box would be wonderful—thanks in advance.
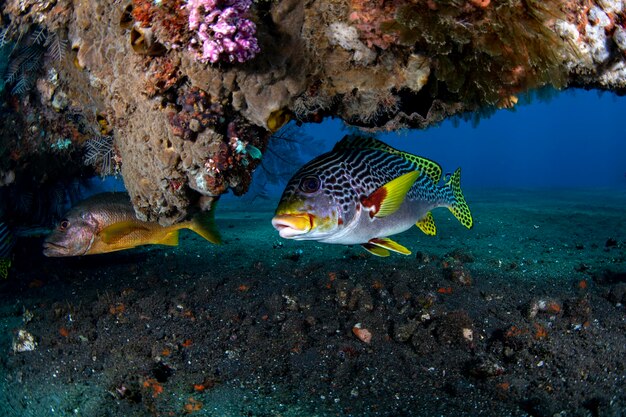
[299,176,321,193]
[59,219,70,231]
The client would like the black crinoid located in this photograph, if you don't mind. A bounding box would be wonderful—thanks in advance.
[2,25,67,95]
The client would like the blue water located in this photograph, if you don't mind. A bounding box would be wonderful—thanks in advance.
[298,89,626,189]
[92,89,626,200]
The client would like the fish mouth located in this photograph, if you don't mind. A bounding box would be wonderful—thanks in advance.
[271,213,313,239]
[42,241,67,257]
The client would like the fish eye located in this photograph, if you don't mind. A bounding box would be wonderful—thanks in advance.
[299,176,320,193]
[59,219,70,231]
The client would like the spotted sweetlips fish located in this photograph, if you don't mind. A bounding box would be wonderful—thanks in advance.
[271,135,473,256]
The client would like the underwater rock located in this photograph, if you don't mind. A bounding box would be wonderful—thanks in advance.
[432,311,475,347]
[12,329,36,353]
[468,357,506,379]
[607,282,626,305]
[394,319,419,342]
[563,297,592,326]
[527,298,562,319]
[352,322,372,344]
[0,170,15,186]
[1,0,625,221]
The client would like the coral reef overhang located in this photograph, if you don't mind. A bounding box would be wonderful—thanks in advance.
[1,0,625,224]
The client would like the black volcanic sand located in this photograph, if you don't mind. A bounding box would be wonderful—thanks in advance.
[0,189,625,417]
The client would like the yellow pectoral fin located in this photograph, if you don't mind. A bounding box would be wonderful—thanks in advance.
[368,237,411,255]
[99,222,150,244]
[361,243,390,257]
[416,212,437,236]
[363,171,421,218]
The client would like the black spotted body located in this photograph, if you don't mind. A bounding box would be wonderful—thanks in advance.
[273,135,472,250]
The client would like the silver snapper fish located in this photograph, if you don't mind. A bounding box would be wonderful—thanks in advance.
[271,135,473,257]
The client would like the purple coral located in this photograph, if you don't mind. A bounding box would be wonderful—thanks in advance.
[187,0,260,64]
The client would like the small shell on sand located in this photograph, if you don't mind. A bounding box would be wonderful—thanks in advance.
[352,323,372,344]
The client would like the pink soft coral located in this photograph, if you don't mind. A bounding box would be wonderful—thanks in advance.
[187,0,260,64]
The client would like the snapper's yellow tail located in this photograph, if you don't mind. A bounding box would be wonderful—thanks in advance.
[445,168,473,229]
[185,207,222,244]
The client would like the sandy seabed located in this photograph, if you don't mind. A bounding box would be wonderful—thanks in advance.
[0,188,625,417]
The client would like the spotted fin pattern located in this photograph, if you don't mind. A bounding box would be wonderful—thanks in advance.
[416,212,437,236]
[445,168,473,229]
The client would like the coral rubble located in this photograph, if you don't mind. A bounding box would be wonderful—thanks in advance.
[0,0,625,222]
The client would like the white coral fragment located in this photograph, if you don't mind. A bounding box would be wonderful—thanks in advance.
[613,27,626,52]
[12,330,37,353]
[599,61,626,89]
[586,7,611,64]
[597,0,624,14]
[326,22,376,65]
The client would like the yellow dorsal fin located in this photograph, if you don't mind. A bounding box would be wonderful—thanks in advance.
[416,212,437,236]
[158,231,179,246]
[362,170,420,218]
[100,222,150,244]
[368,237,411,255]
[182,209,222,245]
[361,243,390,257]
[333,135,442,183]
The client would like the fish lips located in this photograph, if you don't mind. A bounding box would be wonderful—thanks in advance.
[42,241,68,257]
[272,214,313,239]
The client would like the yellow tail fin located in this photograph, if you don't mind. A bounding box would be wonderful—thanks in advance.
[185,209,222,244]
[446,168,473,229]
